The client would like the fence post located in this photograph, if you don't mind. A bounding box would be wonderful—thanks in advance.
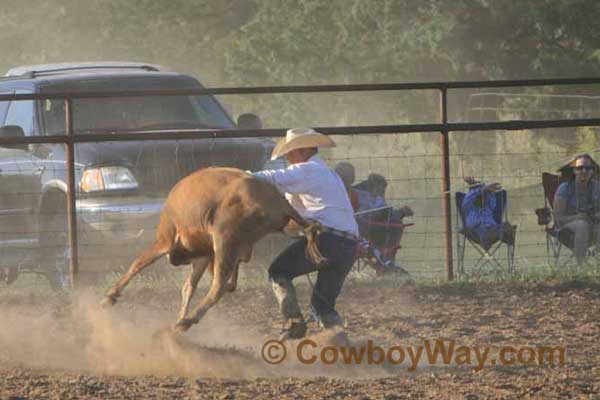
[439,87,454,280]
[65,98,79,288]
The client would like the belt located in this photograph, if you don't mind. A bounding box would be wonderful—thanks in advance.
[320,226,358,241]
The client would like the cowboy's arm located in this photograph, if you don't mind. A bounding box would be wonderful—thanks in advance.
[252,164,310,194]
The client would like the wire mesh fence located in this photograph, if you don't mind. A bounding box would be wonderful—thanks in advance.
[3,128,598,288]
[1,78,600,290]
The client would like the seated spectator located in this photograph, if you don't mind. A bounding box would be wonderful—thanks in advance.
[334,162,360,211]
[353,173,387,211]
[352,173,413,265]
[460,176,515,250]
[237,113,263,130]
[553,153,600,265]
[353,173,413,219]
[334,165,410,274]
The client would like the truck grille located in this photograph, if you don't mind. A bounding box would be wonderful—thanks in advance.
[132,139,267,194]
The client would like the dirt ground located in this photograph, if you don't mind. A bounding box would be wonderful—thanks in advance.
[0,275,598,399]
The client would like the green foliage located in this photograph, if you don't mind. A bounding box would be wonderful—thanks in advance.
[2,0,599,85]
[224,0,600,85]
[224,0,461,85]
[93,0,255,77]
[1,1,599,133]
[220,0,600,126]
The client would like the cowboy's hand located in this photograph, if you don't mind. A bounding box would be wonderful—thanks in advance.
[484,182,502,192]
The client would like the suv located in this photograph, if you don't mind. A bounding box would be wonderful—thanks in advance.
[0,62,269,288]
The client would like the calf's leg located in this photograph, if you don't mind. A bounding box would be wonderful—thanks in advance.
[103,241,170,306]
[225,246,251,292]
[178,256,212,320]
[225,262,239,292]
[175,241,237,332]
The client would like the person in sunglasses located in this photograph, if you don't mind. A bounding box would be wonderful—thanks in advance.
[554,153,600,265]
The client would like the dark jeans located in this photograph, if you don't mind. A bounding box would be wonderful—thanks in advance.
[466,222,515,250]
[269,232,357,324]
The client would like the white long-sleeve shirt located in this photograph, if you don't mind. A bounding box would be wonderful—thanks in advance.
[253,155,359,236]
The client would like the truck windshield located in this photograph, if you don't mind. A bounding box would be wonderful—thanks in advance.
[41,95,235,134]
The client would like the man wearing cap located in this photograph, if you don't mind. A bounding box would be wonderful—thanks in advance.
[252,127,358,340]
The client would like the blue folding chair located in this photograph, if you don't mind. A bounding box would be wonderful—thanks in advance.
[455,190,516,275]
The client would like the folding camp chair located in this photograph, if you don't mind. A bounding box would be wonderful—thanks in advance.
[536,172,596,267]
[353,206,413,274]
[455,190,516,275]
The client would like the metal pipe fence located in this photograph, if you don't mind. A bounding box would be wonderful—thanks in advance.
[1,77,600,288]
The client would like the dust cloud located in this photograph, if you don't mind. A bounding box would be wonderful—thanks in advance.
[0,290,398,379]
[0,291,272,378]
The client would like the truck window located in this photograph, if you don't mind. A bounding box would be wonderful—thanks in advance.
[4,98,34,135]
[41,95,234,134]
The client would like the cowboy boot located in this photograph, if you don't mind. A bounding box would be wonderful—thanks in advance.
[279,318,308,341]
[271,277,307,340]
[318,312,345,330]
[315,312,350,346]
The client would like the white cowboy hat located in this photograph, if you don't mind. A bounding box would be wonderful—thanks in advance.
[270,127,335,160]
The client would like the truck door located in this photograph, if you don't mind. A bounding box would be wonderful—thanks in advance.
[0,92,43,267]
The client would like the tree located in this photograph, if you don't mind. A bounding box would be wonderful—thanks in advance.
[225,0,600,83]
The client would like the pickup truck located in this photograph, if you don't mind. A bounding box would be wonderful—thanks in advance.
[0,62,270,288]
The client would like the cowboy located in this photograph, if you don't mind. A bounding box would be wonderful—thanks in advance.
[252,128,358,340]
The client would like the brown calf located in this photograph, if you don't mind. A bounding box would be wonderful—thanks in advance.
[102,167,323,332]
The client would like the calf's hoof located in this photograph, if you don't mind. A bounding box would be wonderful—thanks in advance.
[174,318,194,333]
[225,283,236,292]
[101,295,117,307]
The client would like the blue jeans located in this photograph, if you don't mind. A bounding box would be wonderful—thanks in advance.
[466,222,514,250]
[269,232,357,326]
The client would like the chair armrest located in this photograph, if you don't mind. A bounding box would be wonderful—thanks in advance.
[535,207,552,226]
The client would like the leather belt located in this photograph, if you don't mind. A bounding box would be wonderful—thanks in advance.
[320,226,358,241]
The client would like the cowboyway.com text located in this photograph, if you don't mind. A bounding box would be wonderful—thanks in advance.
[261,339,566,370]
